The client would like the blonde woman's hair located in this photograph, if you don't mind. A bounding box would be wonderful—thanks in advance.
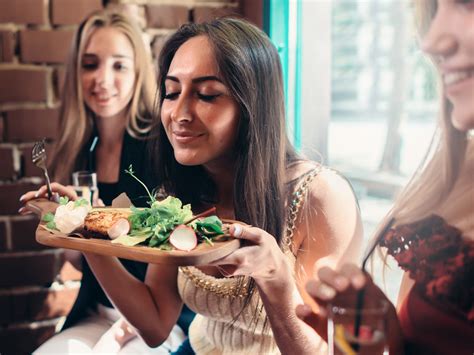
[50,10,157,183]
[367,0,468,258]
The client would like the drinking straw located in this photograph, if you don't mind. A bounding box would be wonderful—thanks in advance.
[88,136,99,172]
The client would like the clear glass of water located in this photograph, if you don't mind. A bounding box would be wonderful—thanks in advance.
[327,300,389,355]
[72,171,97,205]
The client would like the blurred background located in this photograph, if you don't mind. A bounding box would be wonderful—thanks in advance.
[0,0,437,353]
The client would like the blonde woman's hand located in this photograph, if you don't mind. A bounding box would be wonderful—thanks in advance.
[18,182,78,214]
[209,224,289,282]
[92,317,137,353]
[295,264,404,353]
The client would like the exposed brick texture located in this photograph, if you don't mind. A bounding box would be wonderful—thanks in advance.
[52,0,103,25]
[0,68,50,103]
[146,5,190,28]
[194,5,240,23]
[0,146,15,180]
[0,320,57,355]
[0,2,247,354]
[0,221,7,252]
[0,250,59,287]
[151,33,172,59]
[0,30,15,62]
[54,67,66,98]
[4,108,60,142]
[10,216,48,251]
[107,3,147,29]
[20,141,55,178]
[19,30,75,64]
[0,284,78,324]
[0,182,42,215]
[0,0,48,25]
[20,145,43,178]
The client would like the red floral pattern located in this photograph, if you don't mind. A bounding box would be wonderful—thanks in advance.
[380,215,474,323]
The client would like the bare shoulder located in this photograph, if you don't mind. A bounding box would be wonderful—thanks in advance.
[307,167,357,208]
[291,163,363,266]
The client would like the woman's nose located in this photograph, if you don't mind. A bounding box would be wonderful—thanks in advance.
[95,65,113,88]
[421,8,457,60]
[170,95,192,123]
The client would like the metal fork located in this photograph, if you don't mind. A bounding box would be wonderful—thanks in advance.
[32,139,54,201]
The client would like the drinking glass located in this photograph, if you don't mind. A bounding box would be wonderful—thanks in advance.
[327,300,388,355]
[72,171,97,204]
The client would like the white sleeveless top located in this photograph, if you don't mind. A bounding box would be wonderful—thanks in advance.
[177,168,321,354]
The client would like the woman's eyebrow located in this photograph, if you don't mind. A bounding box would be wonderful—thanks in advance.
[82,53,133,60]
[165,75,223,84]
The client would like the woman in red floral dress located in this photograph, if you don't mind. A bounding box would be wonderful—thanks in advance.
[296,1,474,354]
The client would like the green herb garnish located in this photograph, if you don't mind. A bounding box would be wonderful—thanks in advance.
[43,213,57,230]
[74,198,89,207]
[125,164,155,204]
[59,196,69,205]
[117,165,226,250]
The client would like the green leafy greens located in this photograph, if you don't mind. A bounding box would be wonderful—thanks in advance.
[116,165,225,250]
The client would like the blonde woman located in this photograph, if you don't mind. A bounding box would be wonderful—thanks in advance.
[297,1,474,353]
[20,10,188,354]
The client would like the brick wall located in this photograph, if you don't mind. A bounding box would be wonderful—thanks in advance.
[0,0,260,354]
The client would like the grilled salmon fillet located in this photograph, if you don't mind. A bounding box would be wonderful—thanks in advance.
[83,208,131,238]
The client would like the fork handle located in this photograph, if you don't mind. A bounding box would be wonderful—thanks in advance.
[42,169,58,202]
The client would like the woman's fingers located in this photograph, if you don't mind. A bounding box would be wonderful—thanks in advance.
[229,224,264,244]
[339,263,368,290]
[51,183,78,200]
[19,183,78,206]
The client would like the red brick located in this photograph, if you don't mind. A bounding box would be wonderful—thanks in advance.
[4,108,60,142]
[151,33,171,59]
[0,221,7,252]
[0,319,57,355]
[0,250,59,287]
[54,66,66,98]
[0,0,47,25]
[0,113,4,141]
[240,0,263,29]
[0,284,78,324]
[20,30,75,64]
[146,5,190,29]
[0,68,49,103]
[107,3,147,29]
[0,30,15,63]
[52,0,103,25]
[193,6,240,24]
[0,182,42,215]
[0,146,15,180]
[21,146,43,178]
[10,216,48,251]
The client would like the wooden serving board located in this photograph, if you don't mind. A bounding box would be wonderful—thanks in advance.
[26,199,240,266]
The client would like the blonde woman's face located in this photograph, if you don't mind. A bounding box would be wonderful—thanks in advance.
[81,27,136,121]
[421,0,474,131]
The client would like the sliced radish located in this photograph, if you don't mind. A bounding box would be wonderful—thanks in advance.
[169,225,197,251]
[107,218,130,240]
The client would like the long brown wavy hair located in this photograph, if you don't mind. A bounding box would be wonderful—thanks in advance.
[150,18,300,313]
[152,18,299,240]
[50,10,156,183]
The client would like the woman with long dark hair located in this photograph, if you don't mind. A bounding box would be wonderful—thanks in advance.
[84,17,362,354]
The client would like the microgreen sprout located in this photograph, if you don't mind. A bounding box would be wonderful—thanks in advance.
[125,164,155,204]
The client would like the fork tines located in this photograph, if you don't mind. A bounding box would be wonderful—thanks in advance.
[32,139,46,163]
